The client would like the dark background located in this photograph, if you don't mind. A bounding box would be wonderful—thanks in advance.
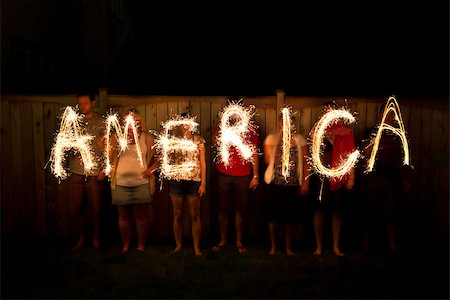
[2,0,448,97]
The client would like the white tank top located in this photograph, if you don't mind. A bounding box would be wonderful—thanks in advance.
[116,134,149,187]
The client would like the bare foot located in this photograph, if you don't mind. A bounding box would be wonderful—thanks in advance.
[171,246,182,254]
[211,241,226,252]
[389,245,399,252]
[268,248,276,256]
[121,246,129,254]
[236,245,247,254]
[313,248,322,256]
[333,247,345,257]
[136,247,145,252]
[286,249,296,257]
[93,238,100,250]
[194,248,202,256]
[72,239,85,253]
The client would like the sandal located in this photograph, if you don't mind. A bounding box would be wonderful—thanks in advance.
[211,244,226,252]
[236,246,247,254]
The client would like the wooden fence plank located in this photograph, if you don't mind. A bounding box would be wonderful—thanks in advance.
[201,101,212,237]
[21,101,36,237]
[145,103,157,132]
[54,104,71,238]
[10,101,25,236]
[430,109,444,238]
[366,103,378,129]
[301,107,312,137]
[43,102,58,237]
[418,108,433,239]
[32,101,47,237]
[1,99,13,234]
[155,102,170,238]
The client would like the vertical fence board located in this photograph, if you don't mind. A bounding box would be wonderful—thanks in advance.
[21,101,36,237]
[301,107,312,138]
[32,102,47,237]
[201,101,212,237]
[54,104,71,238]
[10,101,25,235]
[1,99,13,234]
[43,102,58,236]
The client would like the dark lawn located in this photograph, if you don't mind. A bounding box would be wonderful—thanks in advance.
[1,237,448,299]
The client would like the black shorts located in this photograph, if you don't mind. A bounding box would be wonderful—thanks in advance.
[264,184,303,224]
[310,175,346,212]
[169,180,200,196]
[217,172,250,214]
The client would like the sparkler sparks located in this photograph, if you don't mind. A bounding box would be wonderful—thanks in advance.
[310,106,360,179]
[153,114,201,182]
[366,96,410,173]
[104,112,144,176]
[48,106,96,180]
[281,107,294,181]
[216,101,256,167]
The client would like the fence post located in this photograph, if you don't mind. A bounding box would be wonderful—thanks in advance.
[98,88,108,115]
[276,89,285,124]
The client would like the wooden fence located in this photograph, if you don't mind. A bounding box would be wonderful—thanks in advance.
[1,91,448,245]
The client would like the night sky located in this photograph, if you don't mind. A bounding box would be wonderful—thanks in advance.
[3,1,449,97]
[116,1,449,97]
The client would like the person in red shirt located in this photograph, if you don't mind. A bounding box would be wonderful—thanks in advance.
[310,102,356,257]
[211,99,259,254]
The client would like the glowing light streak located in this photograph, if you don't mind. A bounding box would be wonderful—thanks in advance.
[104,112,143,176]
[216,101,256,167]
[366,96,410,173]
[48,106,96,180]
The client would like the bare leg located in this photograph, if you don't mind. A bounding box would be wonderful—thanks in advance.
[236,212,246,253]
[133,203,149,251]
[72,214,86,253]
[187,195,202,256]
[363,228,369,251]
[88,178,103,250]
[285,224,295,256]
[117,205,131,253]
[170,195,184,253]
[213,212,228,249]
[332,211,344,256]
[314,210,324,255]
[387,224,399,251]
[268,223,277,255]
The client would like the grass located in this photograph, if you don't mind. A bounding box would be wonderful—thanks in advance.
[2,237,449,299]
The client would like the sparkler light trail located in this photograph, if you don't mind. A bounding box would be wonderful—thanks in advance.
[310,106,360,179]
[153,114,201,182]
[281,107,294,181]
[366,96,410,173]
[48,106,96,180]
[216,101,257,167]
[104,112,144,176]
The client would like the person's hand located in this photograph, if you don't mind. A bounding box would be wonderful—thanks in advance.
[198,184,206,198]
[345,178,355,190]
[403,180,411,193]
[97,170,106,181]
[249,177,259,190]
[142,167,155,178]
[300,182,309,196]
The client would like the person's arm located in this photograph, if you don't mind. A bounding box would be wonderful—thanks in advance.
[212,124,219,145]
[249,151,259,190]
[198,142,207,197]
[142,134,159,178]
[345,130,356,190]
[345,167,355,190]
[249,133,259,190]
